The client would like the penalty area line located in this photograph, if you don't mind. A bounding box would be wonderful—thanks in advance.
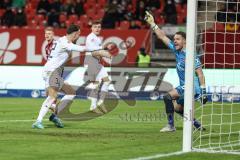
[128,151,185,160]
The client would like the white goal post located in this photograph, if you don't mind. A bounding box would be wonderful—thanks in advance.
[183,0,240,154]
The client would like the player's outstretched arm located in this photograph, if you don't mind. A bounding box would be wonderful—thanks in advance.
[92,50,112,59]
[144,11,170,46]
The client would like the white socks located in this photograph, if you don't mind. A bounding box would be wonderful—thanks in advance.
[90,97,97,110]
[98,81,110,105]
[57,95,76,114]
[37,96,55,122]
[89,83,99,110]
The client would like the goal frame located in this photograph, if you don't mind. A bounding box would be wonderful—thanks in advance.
[183,0,197,152]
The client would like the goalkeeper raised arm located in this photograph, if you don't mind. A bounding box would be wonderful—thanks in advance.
[144,11,208,132]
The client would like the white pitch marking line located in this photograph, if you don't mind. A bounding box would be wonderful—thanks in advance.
[128,151,185,160]
[0,119,48,123]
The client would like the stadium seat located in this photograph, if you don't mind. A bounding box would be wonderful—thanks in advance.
[68,14,78,24]
[177,14,185,24]
[10,26,20,29]
[213,22,225,32]
[94,4,101,10]
[0,25,7,29]
[97,9,105,19]
[98,0,106,7]
[79,14,89,27]
[87,0,96,4]
[175,4,182,13]
[92,14,102,20]
[35,14,45,25]
[119,21,130,30]
[0,9,5,17]
[76,20,84,29]
[29,20,38,28]
[134,20,142,28]
[30,0,39,9]
[65,20,71,27]
[22,26,30,29]
[86,9,95,19]
[59,14,67,23]
[85,0,96,10]
[155,15,165,25]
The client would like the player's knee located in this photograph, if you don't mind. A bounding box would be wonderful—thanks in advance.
[174,107,183,114]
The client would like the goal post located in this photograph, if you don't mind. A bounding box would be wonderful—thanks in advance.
[183,0,198,152]
[184,0,240,154]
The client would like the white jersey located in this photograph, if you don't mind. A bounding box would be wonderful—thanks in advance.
[84,32,103,70]
[44,36,87,71]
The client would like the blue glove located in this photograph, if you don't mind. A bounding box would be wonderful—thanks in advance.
[200,87,208,104]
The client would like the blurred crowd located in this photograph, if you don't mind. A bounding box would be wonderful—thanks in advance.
[0,0,187,29]
[215,0,240,31]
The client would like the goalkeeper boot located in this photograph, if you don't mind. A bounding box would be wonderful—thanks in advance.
[160,124,176,132]
[49,113,64,128]
[32,121,44,129]
[193,119,206,131]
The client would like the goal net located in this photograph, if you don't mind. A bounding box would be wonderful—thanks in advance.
[193,0,240,154]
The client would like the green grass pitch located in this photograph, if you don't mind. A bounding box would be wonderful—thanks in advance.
[0,98,239,160]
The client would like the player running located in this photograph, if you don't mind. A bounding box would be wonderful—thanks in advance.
[44,27,61,120]
[32,24,111,129]
[144,11,208,132]
[84,20,112,114]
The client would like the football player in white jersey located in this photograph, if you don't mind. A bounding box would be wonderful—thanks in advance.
[84,20,112,114]
[32,24,111,129]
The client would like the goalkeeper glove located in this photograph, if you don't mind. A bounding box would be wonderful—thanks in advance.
[200,87,208,104]
[144,11,159,31]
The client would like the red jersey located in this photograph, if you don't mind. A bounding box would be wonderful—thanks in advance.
[45,40,54,60]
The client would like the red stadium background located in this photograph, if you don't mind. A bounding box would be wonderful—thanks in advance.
[0,29,151,66]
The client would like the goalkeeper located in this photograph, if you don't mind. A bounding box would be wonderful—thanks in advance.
[144,11,208,132]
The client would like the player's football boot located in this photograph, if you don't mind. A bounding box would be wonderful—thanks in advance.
[160,124,176,132]
[49,114,64,128]
[90,108,103,114]
[193,120,206,131]
[32,121,44,129]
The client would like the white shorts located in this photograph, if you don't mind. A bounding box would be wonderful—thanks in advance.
[85,66,108,82]
[42,68,64,90]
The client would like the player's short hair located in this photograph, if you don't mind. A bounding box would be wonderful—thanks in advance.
[67,24,80,34]
[45,27,54,32]
[92,20,102,26]
[175,31,186,40]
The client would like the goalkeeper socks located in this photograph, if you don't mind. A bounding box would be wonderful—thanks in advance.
[167,113,174,126]
[37,96,55,122]
[163,94,175,126]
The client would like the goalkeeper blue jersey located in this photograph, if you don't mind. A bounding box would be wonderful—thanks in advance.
[168,41,201,93]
